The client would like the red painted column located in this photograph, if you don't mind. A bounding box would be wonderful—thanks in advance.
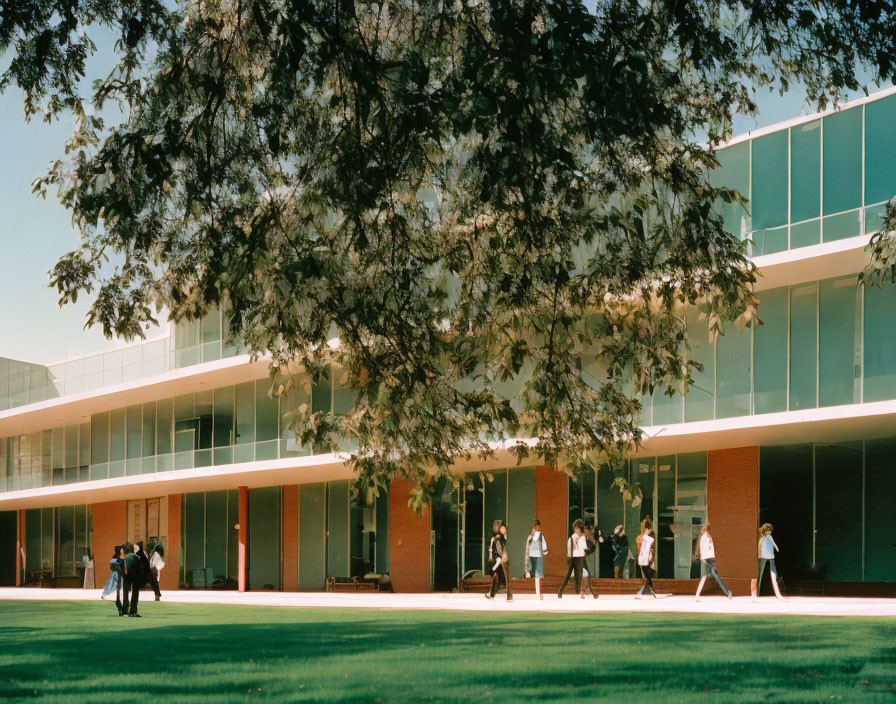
[238,486,248,592]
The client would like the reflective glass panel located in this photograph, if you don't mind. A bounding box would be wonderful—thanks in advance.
[863,282,896,402]
[715,325,751,418]
[823,108,862,215]
[684,310,714,422]
[711,142,750,238]
[790,218,820,249]
[822,209,861,242]
[818,277,859,407]
[751,130,788,231]
[753,287,788,414]
[790,120,821,223]
[789,284,818,410]
[865,94,896,206]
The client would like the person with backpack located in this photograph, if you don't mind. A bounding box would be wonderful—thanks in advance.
[523,519,548,600]
[485,520,513,601]
[694,523,733,601]
[557,519,587,598]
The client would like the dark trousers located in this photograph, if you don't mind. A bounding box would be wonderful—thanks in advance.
[128,575,141,614]
[488,560,513,599]
[558,557,584,596]
[117,576,130,615]
[639,565,655,595]
[148,569,161,598]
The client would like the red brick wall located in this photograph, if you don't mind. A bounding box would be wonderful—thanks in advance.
[708,446,759,590]
[162,494,181,591]
[92,500,128,585]
[282,485,299,591]
[534,465,568,577]
[388,478,431,592]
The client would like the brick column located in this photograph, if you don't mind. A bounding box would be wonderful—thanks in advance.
[162,494,181,591]
[708,446,759,589]
[92,500,128,583]
[281,485,299,591]
[534,465,568,577]
[388,478,431,592]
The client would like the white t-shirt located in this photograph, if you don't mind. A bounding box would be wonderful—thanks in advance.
[759,535,776,560]
[637,533,654,566]
[527,531,547,557]
[572,533,587,558]
[699,533,715,560]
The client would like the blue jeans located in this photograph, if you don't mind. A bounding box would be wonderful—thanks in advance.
[701,559,731,597]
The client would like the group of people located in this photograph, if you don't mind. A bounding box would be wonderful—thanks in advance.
[100,541,165,617]
[483,516,786,602]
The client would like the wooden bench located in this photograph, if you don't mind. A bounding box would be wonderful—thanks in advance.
[326,576,380,593]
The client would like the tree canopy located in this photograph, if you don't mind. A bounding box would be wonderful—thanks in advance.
[3,1,896,505]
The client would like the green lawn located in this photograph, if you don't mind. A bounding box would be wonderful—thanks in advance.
[0,601,894,703]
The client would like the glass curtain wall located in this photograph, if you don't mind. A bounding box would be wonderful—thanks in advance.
[640,274,882,425]
[760,438,896,585]
[713,92,896,254]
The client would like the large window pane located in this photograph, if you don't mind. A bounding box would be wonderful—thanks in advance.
[715,326,751,418]
[248,486,280,590]
[789,284,817,410]
[751,130,788,231]
[196,391,213,450]
[754,287,788,414]
[863,282,896,402]
[822,108,862,215]
[711,142,750,238]
[235,382,255,445]
[327,480,350,578]
[651,384,683,425]
[142,403,156,457]
[790,120,821,223]
[109,409,126,463]
[156,398,173,455]
[818,277,859,407]
[213,387,234,448]
[126,405,142,460]
[864,437,896,582]
[815,444,862,581]
[90,413,109,464]
[684,311,714,422]
[656,456,675,578]
[865,94,896,206]
[255,381,278,442]
[299,483,326,590]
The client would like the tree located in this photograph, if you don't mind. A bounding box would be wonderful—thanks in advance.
[3,1,895,506]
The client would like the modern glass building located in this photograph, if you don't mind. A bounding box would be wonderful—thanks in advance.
[2,88,896,595]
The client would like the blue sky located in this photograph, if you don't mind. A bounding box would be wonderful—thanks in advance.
[0,36,887,364]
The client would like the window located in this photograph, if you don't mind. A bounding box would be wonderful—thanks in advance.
[823,108,862,216]
[865,94,896,206]
[715,324,751,418]
[711,142,750,238]
[790,120,821,223]
[863,282,896,402]
[818,277,859,407]
[753,287,788,414]
[789,284,818,410]
[751,130,788,241]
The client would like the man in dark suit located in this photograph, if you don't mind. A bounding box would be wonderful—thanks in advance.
[127,542,151,617]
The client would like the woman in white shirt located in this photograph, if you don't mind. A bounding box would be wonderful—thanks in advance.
[694,523,732,601]
[557,519,588,598]
[756,523,785,601]
[635,518,657,598]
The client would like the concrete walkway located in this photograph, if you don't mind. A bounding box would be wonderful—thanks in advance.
[2,588,895,617]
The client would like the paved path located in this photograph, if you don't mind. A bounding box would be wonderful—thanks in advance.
[1,588,894,617]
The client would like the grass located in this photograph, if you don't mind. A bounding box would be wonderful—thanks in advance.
[0,600,894,703]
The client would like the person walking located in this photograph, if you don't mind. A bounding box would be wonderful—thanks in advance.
[694,523,733,601]
[557,519,587,598]
[581,521,599,599]
[611,525,629,578]
[117,543,134,617]
[149,544,165,601]
[485,520,513,601]
[101,545,123,603]
[756,523,786,601]
[127,542,151,617]
[524,520,548,600]
[635,518,657,598]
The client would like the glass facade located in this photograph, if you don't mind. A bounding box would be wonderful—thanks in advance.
[640,274,893,425]
[22,504,91,582]
[713,92,896,254]
[1,372,351,493]
[760,437,896,585]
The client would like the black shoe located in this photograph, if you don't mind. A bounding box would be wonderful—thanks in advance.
[557,593,562,599]
[128,613,141,617]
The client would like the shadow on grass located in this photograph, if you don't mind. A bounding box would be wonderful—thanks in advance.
[0,601,894,703]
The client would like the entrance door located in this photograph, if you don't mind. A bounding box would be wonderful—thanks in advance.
[431,478,459,591]
[672,508,704,579]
